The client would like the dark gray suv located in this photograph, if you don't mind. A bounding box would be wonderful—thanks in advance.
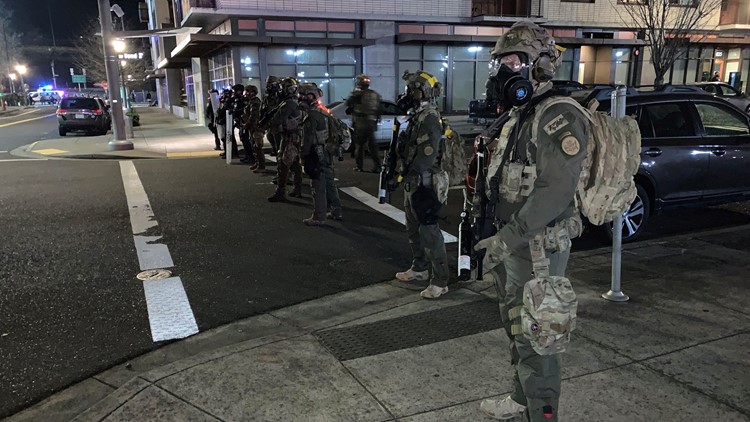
[588,91,750,241]
[57,97,112,136]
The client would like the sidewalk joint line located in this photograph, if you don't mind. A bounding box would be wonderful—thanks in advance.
[151,383,227,422]
[337,360,400,421]
[93,376,152,422]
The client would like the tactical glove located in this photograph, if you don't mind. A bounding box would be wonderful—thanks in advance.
[474,234,511,273]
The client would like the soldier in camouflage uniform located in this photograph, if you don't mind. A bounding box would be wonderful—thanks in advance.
[298,83,331,226]
[473,22,588,422]
[261,76,283,156]
[242,85,267,173]
[345,74,382,173]
[392,70,450,300]
[267,77,303,202]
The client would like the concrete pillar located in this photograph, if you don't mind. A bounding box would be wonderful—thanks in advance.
[192,57,210,125]
[363,21,397,100]
[165,68,182,112]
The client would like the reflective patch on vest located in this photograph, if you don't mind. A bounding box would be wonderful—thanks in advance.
[560,134,580,156]
[543,113,569,136]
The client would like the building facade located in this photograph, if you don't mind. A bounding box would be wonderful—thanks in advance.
[145,0,750,122]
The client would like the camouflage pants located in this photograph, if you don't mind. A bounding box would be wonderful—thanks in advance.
[490,247,570,422]
[252,131,265,168]
[353,119,380,170]
[404,188,448,287]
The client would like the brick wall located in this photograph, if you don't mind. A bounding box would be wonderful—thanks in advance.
[216,0,472,18]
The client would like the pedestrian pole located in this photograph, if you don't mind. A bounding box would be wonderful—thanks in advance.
[226,110,232,164]
[603,85,629,302]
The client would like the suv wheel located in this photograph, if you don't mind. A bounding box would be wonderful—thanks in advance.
[600,184,650,243]
[59,127,67,137]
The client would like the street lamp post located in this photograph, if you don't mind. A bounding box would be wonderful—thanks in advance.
[97,0,132,150]
[15,65,26,106]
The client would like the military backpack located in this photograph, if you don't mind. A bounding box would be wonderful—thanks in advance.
[530,96,642,226]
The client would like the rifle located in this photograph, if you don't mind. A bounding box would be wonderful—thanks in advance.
[471,113,511,280]
[258,103,283,130]
[378,117,403,204]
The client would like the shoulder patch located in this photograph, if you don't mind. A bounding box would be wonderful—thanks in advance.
[560,134,580,156]
[543,113,569,136]
[423,145,434,156]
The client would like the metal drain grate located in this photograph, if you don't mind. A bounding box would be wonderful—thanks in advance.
[314,299,502,361]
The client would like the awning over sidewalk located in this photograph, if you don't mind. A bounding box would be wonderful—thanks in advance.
[170,33,376,60]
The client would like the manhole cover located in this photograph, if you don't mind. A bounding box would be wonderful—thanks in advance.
[137,269,172,281]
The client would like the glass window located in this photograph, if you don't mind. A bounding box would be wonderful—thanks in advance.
[329,32,355,39]
[296,65,328,78]
[672,58,686,84]
[696,103,750,136]
[296,47,327,64]
[475,63,488,100]
[239,46,260,79]
[329,47,357,64]
[453,46,479,61]
[298,31,326,38]
[719,84,740,96]
[452,62,475,111]
[238,30,257,36]
[645,103,696,138]
[330,78,354,103]
[399,61,421,79]
[424,46,448,61]
[267,48,296,64]
[330,65,355,77]
[268,64,295,78]
[399,46,421,60]
[266,31,295,37]
[554,62,574,81]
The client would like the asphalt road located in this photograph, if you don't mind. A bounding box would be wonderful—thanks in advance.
[0,106,59,159]
[2,151,750,418]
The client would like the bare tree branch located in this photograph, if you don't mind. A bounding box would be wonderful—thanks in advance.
[611,0,722,85]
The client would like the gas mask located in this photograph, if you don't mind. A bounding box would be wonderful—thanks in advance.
[485,53,533,109]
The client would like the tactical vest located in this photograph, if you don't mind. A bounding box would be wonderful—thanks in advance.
[353,89,380,119]
[307,108,330,146]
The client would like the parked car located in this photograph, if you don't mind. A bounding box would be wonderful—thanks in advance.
[57,97,112,136]
[694,82,750,114]
[468,88,750,242]
[329,100,409,146]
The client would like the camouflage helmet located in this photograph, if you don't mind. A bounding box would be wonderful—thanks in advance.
[298,83,319,100]
[355,74,371,89]
[490,22,563,80]
[245,85,258,96]
[280,77,299,98]
[402,70,442,101]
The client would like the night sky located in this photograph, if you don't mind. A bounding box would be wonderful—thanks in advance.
[8,0,145,88]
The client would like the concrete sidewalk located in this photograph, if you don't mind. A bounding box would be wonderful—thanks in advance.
[10,107,222,160]
[7,225,750,421]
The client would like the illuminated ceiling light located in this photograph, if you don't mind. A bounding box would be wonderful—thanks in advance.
[467,46,482,53]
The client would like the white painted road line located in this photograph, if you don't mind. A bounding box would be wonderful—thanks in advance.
[0,151,8,153]
[0,109,38,120]
[119,161,198,342]
[0,113,56,128]
[340,186,458,243]
[143,277,199,342]
[0,158,48,162]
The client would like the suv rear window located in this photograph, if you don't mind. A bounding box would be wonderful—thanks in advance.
[60,98,100,110]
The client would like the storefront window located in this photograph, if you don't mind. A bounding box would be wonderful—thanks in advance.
[553,48,576,81]
[208,49,234,90]
[266,46,358,105]
[184,72,196,113]
[239,46,261,92]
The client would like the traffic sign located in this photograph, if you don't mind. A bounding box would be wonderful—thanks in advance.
[72,75,86,83]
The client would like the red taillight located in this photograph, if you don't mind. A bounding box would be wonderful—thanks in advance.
[93,109,103,115]
[57,109,67,115]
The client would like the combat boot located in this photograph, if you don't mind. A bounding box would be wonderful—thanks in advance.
[420,285,448,299]
[267,191,288,202]
[303,217,326,226]
[480,396,527,421]
[289,188,302,198]
[395,269,429,282]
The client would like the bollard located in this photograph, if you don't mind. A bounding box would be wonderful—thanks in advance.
[602,85,629,302]
[226,110,232,165]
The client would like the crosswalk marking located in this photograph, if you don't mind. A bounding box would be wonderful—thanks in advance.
[119,161,198,342]
[339,186,458,244]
